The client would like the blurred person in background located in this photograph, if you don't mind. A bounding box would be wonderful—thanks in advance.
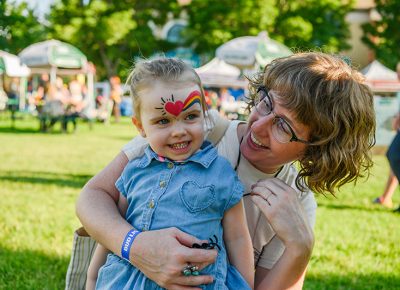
[110,76,122,123]
[374,62,400,212]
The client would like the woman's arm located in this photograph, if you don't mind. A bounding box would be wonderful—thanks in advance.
[76,151,217,289]
[223,200,254,288]
[250,178,314,289]
[76,151,131,253]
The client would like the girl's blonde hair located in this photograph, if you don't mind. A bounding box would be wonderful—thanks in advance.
[126,58,206,121]
[248,52,376,195]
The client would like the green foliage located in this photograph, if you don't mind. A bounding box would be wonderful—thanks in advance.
[184,0,278,54]
[48,0,182,79]
[184,0,351,55]
[0,116,399,289]
[362,0,400,70]
[0,0,47,54]
[46,0,352,79]
[273,0,352,52]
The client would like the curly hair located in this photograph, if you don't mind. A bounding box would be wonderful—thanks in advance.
[247,52,376,195]
[126,58,206,121]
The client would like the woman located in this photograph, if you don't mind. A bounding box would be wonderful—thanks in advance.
[74,52,375,289]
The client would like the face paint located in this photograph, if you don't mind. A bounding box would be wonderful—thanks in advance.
[156,90,202,116]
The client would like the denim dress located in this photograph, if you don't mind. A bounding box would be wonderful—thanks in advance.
[96,142,250,290]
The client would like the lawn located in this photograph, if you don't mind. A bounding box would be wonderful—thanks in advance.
[0,115,399,289]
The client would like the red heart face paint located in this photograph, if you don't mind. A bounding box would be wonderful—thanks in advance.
[156,90,202,116]
[164,101,184,116]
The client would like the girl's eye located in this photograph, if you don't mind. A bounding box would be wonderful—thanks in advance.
[186,113,199,120]
[157,119,169,125]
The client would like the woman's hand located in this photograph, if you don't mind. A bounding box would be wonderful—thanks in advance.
[131,227,217,290]
[250,178,314,255]
[250,178,314,289]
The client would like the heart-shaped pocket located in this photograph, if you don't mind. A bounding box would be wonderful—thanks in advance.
[180,181,215,212]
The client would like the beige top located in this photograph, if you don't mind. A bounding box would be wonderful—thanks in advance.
[216,120,317,269]
[122,114,317,269]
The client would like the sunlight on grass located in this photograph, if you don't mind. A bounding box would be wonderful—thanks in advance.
[1,115,399,289]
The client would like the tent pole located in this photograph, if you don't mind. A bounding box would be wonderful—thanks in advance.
[19,77,27,110]
[50,66,57,85]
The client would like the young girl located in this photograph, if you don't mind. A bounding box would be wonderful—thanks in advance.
[86,58,254,290]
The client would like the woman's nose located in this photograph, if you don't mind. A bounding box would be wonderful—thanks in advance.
[251,113,273,136]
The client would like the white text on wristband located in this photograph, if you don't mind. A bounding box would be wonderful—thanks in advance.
[121,229,141,261]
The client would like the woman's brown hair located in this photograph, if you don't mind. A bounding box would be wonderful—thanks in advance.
[248,52,376,195]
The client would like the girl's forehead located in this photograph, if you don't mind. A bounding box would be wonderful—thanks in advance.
[141,82,200,101]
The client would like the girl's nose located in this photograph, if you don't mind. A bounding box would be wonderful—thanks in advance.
[171,122,187,138]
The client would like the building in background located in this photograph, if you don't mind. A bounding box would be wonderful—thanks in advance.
[344,0,377,68]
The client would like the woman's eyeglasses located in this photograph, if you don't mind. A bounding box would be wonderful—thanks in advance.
[254,86,311,144]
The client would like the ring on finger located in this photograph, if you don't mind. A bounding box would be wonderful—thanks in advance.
[182,265,192,276]
[182,264,200,276]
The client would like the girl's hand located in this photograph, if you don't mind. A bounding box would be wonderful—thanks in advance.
[130,227,217,290]
[250,178,314,252]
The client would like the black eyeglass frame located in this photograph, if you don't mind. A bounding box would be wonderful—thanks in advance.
[255,86,311,144]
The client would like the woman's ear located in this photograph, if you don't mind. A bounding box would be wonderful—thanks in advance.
[132,117,146,137]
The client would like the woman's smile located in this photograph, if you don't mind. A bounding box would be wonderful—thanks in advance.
[250,132,268,148]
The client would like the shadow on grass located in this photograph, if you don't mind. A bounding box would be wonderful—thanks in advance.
[0,126,41,134]
[305,272,400,290]
[0,170,92,188]
[317,202,391,213]
[0,248,69,290]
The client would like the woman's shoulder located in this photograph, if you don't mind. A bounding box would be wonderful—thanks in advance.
[122,136,148,161]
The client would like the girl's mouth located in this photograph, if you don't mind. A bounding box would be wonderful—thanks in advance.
[170,141,190,150]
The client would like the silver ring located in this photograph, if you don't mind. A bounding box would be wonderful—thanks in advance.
[182,264,200,276]
[182,265,192,276]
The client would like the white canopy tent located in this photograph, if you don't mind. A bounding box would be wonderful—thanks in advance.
[0,50,31,77]
[0,50,31,110]
[361,60,400,146]
[361,60,400,92]
[195,58,247,88]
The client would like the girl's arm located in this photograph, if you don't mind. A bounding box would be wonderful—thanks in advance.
[86,244,110,290]
[223,200,254,289]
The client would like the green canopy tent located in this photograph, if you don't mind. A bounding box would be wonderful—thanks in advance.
[19,39,95,111]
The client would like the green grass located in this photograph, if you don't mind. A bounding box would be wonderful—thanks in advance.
[0,114,399,289]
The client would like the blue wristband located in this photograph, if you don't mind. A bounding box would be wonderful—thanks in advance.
[121,229,141,261]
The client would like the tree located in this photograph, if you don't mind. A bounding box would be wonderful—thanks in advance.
[0,0,47,54]
[273,0,352,52]
[48,0,180,79]
[184,0,352,55]
[47,0,353,78]
[362,0,400,70]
